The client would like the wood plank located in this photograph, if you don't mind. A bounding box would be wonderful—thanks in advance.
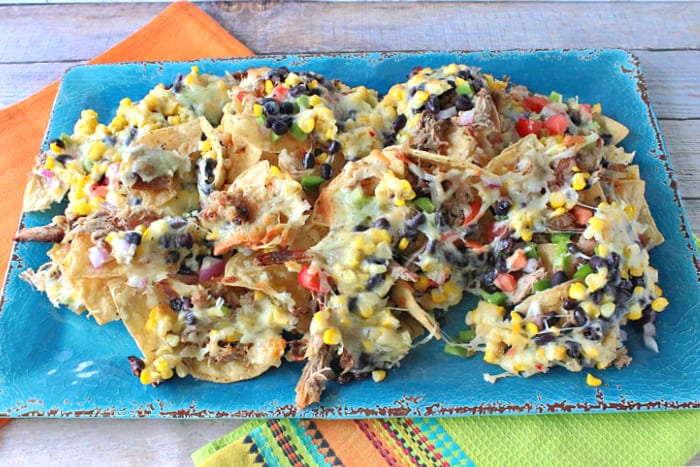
[636,50,700,120]
[1,2,699,64]
[2,50,698,119]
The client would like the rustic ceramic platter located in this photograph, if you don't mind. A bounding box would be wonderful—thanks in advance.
[1,50,698,418]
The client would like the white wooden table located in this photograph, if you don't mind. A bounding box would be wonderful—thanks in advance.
[0,2,698,465]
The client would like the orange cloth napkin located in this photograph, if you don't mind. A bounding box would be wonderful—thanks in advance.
[0,1,253,274]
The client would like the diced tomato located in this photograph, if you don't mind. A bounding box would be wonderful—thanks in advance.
[271,85,289,103]
[506,248,528,271]
[463,240,485,250]
[494,272,517,293]
[571,205,594,226]
[90,184,109,199]
[579,103,592,120]
[523,95,549,113]
[235,90,248,102]
[462,199,482,227]
[516,118,543,137]
[543,114,569,135]
[298,265,324,293]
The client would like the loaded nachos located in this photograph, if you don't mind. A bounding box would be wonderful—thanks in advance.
[16,63,667,408]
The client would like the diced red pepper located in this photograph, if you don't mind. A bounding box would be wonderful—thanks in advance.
[298,265,324,293]
[571,205,594,226]
[543,114,569,135]
[494,272,517,293]
[516,118,543,137]
[90,183,109,199]
[462,199,482,227]
[235,90,248,102]
[523,95,549,113]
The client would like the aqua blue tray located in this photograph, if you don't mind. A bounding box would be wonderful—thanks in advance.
[1,50,698,418]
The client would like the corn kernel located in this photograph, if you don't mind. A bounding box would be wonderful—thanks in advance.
[600,302,616,318]
[398,237,409,250]
[430,288,446,304]
[633,286,645,296]
[654,285,663,296]
[253,104,263,118]
[72,201,91,216]
[592,103,602,114]
[588,217,605,232]
[536,348,546,358]
[581,300,600,318]
[309,95,323,107]
[585,270,607,292]
[651,297,669,312]
[322,328,341,346]
[139,369,154,385]
[414,275,430,292]
[44,157,56,171]
[160,366,174,380]
[444,63,459,76]
[264,79,274,94]
[629,266,645,277]
[284,73,301,87]
[154,357,169,373]
[568,283,587,300]
[551,207,568,217]
[627,308,643,320]
[624,204,636,220]
[572,172,588,191]
[513,363,526,373]
[596,244,609,257]
[372,370,386,383]
[549,191,566,208]
[553,345,567,360]
[525,322,539,336]
[520,228,533,242]
[49,142,63,155]
[483,350,499,364]
[298,118,315,134]
[88,141,107,161]
[510,311,523,324]
[586,373,602,387]
[270,165,282,177]
[413,90,430,104]
[584,346,600,359]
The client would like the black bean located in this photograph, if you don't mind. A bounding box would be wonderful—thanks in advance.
[567,111,581,126]
[320,162,332,180]
[170,73,184,93]
[590,289,603,304]
[565,341,581,358]
[563,298,579,310]
[373,217,390,230]
[407,86,418,98]
[455,95,473,111]
[491,198,512,216]
[348,296,358,313]
[573,308,588,326]
[383,132,397,147]
[392,114,407,133]
[263,100,279,115]
[606,252,621,269]
[425,240,437,255]
[425,94,440,114]
[631,274,646,288]
[55,154,73,165]
[366,273,385,291]
[328,139,341,155]
[125,232,142,245]
[543,313,558,328]
[264,115,276,129]
[169,298,184,311]
[550,270,569,286]
[495,237,515,254]
[480,270,499,293]
[271,119,289,135]
[166,250,180,264]
[567,242,581,255]
[103,135,117,146]
[289,84,307,98]
[200,132,207,141]
[534,332,556,345]
[184,312,197,326]
[589,255,606,270]
[601,133,613,145]
[436,209,448,228]
[176,233,193,249]
[618,279,633,294]
[616,287,633,305]
[302,151,315,169]
[496,255,508,273]
[471,79,484,93]
[159,235,174,249]
[50,138,65,149]
[353,224,368,232]
[279,101,295,115]
[308,88,323,97]
[168,217,188,230]
[406,212,426,230]
[366,257,388,265]
[127,356,145,377]
[456,69,471,80]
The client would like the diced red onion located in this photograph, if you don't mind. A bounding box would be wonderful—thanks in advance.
[523,258,539,274]
[457,110,474,126]
[199,256,226,282]
[40,169,54,179]
[88,245,110,269]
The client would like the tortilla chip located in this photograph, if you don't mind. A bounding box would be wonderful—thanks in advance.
[136,119,202,157]
[513,281,577,315]
[72,277,122,324]
[485,134,544,176]
[594,114,629,145]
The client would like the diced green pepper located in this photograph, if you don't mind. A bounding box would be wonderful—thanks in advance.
[256,115,266,127]
[444,343,470,358]
[413,197,436,213]
[533,279,551,292]
[553,253,570,271]
[296,95,310,109]
[549,91,563,103]
[349,188,371,207]
[456,81,475,97]
[301,175,325,192]
[524,243,539,259]
[551,233,571,244]
[573,263,594,279]
[458,329,476,342]
[289,122,307,141]
[480,290,508,306]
